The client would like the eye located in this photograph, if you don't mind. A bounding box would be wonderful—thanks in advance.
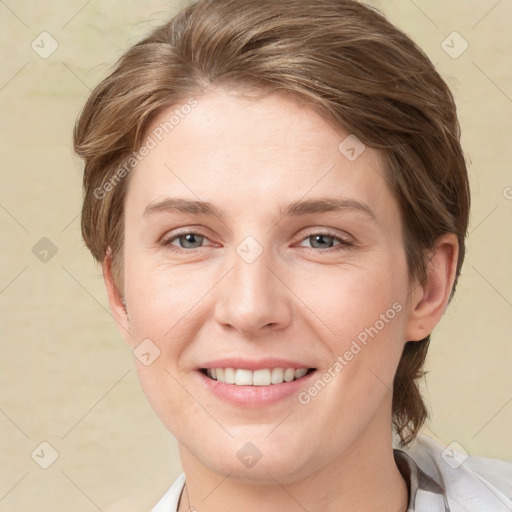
[163,231,212,251]
[161,229,354,253]
[298,231,354,251]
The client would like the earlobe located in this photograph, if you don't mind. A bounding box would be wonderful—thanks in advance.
[404,233,459,342]
[102,252,132,346]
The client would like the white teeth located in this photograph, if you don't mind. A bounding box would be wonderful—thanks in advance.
[206,367,311,385]
[271,367,284,384]
[224,368,236,384]
[253,369,271,386]
[294,368,308,379]
[283,368,295,382]
[235,369,253,385]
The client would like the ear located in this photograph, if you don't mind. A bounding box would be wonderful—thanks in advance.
[102,251,132,346]
[405,233,459,342]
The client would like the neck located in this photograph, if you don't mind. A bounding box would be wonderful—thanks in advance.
[177,409,408,512]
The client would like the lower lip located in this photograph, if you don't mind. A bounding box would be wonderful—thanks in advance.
[197,370,317,407]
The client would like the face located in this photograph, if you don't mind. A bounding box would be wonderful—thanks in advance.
[115,88,415,484]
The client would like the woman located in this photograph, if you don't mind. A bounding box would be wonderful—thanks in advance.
[73,1,511,510]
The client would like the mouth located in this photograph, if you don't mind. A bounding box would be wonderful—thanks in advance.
[196,358,319,406]
[200,367,316,386]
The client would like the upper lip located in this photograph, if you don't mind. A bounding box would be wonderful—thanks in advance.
[198,358,316,371]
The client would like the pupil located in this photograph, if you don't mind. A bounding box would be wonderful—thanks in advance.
[312,234,332,248]
[182,234,203,248]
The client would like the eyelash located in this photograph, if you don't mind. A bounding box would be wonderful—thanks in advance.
[161,229,354,254]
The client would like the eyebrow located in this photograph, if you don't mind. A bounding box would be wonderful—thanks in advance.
[144,197,376,221]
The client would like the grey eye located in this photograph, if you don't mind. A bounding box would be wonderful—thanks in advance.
[308,234,337,249]
[173,233,205,249]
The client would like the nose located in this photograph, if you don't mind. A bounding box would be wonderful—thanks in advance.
[213,245,293,336]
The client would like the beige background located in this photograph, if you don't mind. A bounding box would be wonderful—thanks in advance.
[1,1,511,511]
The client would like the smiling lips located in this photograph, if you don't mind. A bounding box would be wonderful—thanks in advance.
[198,360,318,406]
[203,367,312,386]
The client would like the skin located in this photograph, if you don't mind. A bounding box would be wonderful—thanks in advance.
[103,87,458,512]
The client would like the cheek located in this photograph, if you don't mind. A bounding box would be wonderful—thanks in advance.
[292,267,409,446]
[294,256,408,344]
[121,258,216,420]
[123,258,207,436]
[295,253,410,400]
[123,257,210,341]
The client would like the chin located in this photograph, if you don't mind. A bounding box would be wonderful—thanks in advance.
[186,430,319,485]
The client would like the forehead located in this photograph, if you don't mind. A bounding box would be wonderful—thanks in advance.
[125,88,397,223]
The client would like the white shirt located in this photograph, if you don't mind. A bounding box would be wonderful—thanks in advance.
[151,434,512,511]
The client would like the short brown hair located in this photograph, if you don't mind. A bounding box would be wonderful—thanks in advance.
[74,0,470,446]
